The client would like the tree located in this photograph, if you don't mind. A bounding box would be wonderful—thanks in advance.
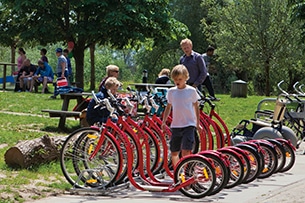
[1,0,186,89]
[0,3,26,68]
[170,0,209,53]
[202,0,305,96]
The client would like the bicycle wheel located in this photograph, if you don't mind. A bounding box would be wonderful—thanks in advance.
[280,126,298,148]
[266,139,286,173]
[60,127,122,188]
[235,143,262,184]
[217,148,244,189]
[276,138,296,173]
[199,151,230,196]
[226,146,251,183]
[254,141,278,179]
[174,155,216,199]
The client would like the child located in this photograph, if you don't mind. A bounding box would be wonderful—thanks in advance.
[155,68,171,84]
[86,77,121,126]
[161,64,201,168]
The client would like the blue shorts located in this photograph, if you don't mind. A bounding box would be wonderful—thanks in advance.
[37,76,53,83]
[169,126,195,152]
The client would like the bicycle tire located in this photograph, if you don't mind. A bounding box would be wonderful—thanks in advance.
[266,139,286,173]
[276,138,296,173]
[280,126,298,148]
[217,148,244,189]
[174,155,216,199]
[199,151,230,195]
[60,127,122,188]
[235,143,262,184]
[226,146,251,183]
[253,141,278,179]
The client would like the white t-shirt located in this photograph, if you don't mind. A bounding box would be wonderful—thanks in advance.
[167,85,200,128]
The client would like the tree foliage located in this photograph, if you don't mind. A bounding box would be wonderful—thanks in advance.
[0,0,187,88]
[202,0,305,96]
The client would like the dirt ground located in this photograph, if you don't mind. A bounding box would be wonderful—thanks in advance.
[0,142,65,202]
[0,171,65,202]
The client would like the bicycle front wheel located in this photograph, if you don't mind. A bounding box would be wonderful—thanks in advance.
[60,127,122,188]
[174,155,216,198]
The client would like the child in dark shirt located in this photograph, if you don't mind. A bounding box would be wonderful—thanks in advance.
[86,77,121,126]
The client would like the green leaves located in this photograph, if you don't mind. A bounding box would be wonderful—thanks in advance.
[203,0,305,95]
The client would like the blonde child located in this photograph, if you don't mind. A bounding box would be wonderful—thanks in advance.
[161,64,201,168]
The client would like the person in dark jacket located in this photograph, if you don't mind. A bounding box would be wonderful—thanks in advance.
[155,68,171,84]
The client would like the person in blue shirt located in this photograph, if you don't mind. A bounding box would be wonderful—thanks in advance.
[86,77,121,126]
[50,48,68,98]
[63,49,73,85]
[179,38,207,91]
[30,60,54,93]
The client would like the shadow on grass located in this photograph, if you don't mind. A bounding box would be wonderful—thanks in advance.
[42,125,81,134]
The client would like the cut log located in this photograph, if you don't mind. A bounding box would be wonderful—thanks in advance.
[4,134,67,168]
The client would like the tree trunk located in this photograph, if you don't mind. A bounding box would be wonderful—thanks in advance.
[4,135,67,169]
[10,44,16,73]
[264,58,271,96]
[73,40,86,89]
[90,43,95,90]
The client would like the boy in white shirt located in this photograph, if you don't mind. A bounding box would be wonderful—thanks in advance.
[161,64,202,168]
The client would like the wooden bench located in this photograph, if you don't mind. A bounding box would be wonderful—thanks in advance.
[41,109,82,130]
[41,109,81,117]
[41,92,91,130]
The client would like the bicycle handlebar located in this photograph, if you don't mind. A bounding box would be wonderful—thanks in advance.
[91,91,115,117]
[149,97,159,113]
[300,84,305,94]
[292,81,305,96]
[277,80,289,96]
[277,81,305,103]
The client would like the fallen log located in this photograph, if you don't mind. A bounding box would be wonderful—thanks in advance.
[4,134,67,168]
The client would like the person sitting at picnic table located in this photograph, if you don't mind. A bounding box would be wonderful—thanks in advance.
[29,60,54,93]
[17,59,37,92]
[86,77,121,126]
[98,65,122,91]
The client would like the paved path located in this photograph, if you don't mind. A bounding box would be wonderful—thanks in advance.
[29,144,305,203]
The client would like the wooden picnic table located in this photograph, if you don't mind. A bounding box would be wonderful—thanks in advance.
[42,92,92,130]
[0,62,17,90]
[130,83,174,89]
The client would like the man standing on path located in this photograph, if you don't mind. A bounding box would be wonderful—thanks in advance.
[179,38,207,91]
[202,46,219,101]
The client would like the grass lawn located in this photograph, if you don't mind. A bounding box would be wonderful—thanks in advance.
[0,88,273,202]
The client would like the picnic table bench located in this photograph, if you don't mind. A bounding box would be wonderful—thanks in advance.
[0,62,17,90]
[41,92,91,130]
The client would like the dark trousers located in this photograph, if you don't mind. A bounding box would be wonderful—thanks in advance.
[202,75,215,97]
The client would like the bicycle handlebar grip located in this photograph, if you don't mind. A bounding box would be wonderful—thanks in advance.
[149,97,159,112]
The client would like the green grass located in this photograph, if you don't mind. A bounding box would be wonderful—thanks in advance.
[0,90,274,202]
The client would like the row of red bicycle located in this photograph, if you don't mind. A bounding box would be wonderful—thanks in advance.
[59,88,296,198]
